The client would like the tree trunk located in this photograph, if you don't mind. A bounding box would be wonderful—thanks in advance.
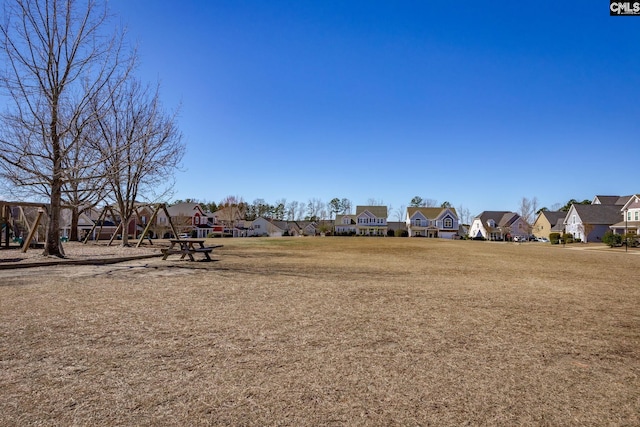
[44,121,63,257]
[70,207,80,241]
[45,178,63,257]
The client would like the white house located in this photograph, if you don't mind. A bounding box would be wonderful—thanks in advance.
[469,211,527,241]
[250,217,287,237]
[563,203,623,243]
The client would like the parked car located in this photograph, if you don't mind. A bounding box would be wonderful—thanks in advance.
[537,237,549,243]
[513,235,526,242]
[178,233,190,239]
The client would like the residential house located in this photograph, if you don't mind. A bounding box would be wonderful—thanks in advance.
[532,210,566,239]
[355,206,388,236]
[157,202,212,238]
[251,217,287,237]
[592,195,630,205]
[211,206,245,237]
[335,214,357,235]
[60,207,97,241]
[563,203,623,242]
[405,207,459,238]
[610,194,640,236]
[468,211,527,241]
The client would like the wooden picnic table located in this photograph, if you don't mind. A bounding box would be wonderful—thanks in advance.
[161,239,222,261]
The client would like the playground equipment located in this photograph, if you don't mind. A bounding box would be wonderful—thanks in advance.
[0,201,48,252]
[82,203,179,247]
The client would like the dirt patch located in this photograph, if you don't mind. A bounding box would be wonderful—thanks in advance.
[0,238,638,426]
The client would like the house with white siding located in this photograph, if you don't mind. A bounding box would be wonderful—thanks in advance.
[469,211,527,241]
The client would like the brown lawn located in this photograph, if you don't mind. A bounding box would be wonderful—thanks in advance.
[0,238,638,426]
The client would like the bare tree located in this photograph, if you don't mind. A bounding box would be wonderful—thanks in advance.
[218,195,245,235]
[61,115,110,241]
[394,205,407,222]
[295,201,306,221]
[305,198,324,221]
[340,198,352,215]
[285,200,298,221]
[0,0,131,256]
[367,198,384,206]
[456,204,472,225]
[88,78,184,246]
[518,196,540,226]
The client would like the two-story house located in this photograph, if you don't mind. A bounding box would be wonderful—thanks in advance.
[406,207,459,238]
[335,214,356,235]
[532,210,566,240]
[355,206,388,236]
[610,194,640,236]
[156,202,212,238]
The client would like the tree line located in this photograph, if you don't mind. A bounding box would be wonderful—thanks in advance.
[0,0,185,255]
[174,195,588,227]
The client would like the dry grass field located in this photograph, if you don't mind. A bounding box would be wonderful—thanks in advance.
[0,238,638,426]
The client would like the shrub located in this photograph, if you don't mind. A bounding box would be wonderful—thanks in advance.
[602,231,622,247]
[395,229,408,237]
[549,232,561,244]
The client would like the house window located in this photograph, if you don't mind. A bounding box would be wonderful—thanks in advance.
[628,211,632,220]
[255,224,260,229]
[635,211,639,221]
[572,215,576,224]
[444,218,452,228]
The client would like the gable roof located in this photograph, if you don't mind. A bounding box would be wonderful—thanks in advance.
[539,210,566,225]
[620,194,640,211]
[475,211,520,228]
[166,202,204,217]
[567,204,622,225]
[355,205,387,218]
[592,195,633,206]
[407,207,458,220]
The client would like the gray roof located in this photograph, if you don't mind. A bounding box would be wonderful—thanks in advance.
[476,211,520,228]
[540,210,566,227]
[569,204,622,225]
[593,195,633,206]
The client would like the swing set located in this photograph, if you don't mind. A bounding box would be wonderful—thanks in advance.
[1,201,180,252]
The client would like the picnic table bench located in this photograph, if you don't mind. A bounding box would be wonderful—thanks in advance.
[161,239,223,261]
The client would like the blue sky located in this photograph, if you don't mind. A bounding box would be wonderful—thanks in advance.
[108,0,639,217]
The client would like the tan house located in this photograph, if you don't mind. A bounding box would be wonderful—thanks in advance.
[532,210,566,239]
